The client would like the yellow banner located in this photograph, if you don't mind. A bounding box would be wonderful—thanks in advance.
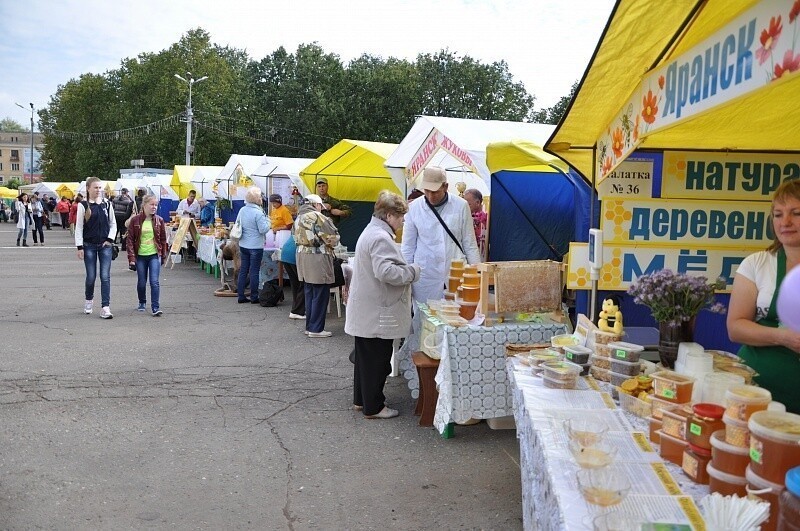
[600,197,772,248]
[662,151,800,200]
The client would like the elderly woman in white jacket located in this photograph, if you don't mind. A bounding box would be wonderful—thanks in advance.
[345,191,420,419]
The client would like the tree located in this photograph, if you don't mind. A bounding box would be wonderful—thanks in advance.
[532,81,579,125]
[6,177,21,190]
[0,118,27,132]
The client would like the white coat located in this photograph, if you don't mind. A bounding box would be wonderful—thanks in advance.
[15,201,30,230]
[401,193,480,304]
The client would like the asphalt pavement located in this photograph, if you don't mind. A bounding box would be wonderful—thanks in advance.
[0,222,522,530]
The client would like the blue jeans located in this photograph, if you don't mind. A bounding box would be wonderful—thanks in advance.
[237,247,264,302]
[304,283,330,333]
[83,242,112,307]
[17,217,29,241]
[136,254,161,311]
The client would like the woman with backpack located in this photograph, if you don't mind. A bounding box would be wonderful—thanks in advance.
[15,193,32,247]
[126,194,168,316]
[75,177,117,319]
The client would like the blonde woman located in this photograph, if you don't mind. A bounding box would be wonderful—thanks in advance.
[75,177,117,318]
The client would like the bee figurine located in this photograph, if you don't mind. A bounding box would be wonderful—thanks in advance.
[598,295,624,335]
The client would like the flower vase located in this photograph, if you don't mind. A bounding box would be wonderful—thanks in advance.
[657,319,695,369]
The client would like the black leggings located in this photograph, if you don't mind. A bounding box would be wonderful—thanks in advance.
[32,216,44,243]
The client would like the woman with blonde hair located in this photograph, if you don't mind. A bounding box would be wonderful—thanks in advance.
[236,186,271,303]
[126,194,169,316]
[345,191,419,418]
[75,177,117,319]
[727,179,800,412]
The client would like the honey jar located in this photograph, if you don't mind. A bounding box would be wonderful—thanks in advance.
[687,403,725,450]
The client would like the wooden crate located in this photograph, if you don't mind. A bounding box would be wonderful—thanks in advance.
[478,260,563,316]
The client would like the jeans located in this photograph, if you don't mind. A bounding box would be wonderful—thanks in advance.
[83,242,112,307]
[237,247,264,302]
[136,254,161,311]
[304,283,330,333]
[17,217,29,241]
[32,216,44,243]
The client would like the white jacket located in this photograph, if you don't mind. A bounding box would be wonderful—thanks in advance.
[401,193,480,303]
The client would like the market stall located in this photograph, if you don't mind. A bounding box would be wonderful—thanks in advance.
[171,165,224,199]
[299,139,399,249]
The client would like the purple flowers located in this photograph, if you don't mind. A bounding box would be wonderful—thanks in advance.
[627,269,726,326]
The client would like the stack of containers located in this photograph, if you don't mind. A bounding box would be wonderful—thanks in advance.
[455,263,480,320]
[446,259,464,302]
[650,370,695,465]
[563,345,592,376]
[606,341,645,389]
[681,403,725,485]
[746,410,800,531]
[589,330,623,382]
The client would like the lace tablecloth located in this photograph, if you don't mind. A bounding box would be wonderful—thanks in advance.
[506,358,709,530]
[397,307,568,434]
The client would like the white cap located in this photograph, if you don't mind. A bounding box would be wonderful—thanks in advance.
[304,194,324,204]
[421,166,447,191]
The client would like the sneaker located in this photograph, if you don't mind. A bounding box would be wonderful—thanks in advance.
[307,331,332,338]
[100,307,113,319]
[152,309,163,317]
[137,303,146,312]
[365,407,399,419]
[289,313,306,320]
[84,300,93,314]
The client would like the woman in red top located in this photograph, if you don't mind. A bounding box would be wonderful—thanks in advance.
[56,196,71,230]
[125,194,169,316]
[68,194,83,235]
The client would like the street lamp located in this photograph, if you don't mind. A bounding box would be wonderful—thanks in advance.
[15,102,35,184]
[174,72,208,165]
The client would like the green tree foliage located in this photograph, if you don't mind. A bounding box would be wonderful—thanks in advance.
[532,81,579,125]
[41,30,548,179]
[0,118,27,132]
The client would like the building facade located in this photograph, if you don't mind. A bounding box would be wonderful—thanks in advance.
[0,131,44,186]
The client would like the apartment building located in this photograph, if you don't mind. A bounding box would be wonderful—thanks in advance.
[0,131,44,186]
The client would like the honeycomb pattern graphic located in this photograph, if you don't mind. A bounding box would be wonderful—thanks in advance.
[603,200,632,240]
[568,248,625,290]
[667,156,688,182]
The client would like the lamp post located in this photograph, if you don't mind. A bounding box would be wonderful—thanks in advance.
[15,102,35,184]
[174,73,208,165]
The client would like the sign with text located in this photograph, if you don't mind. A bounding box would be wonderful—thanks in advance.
[600,197,772,248]
[597,158,654,198]
[405,129,480,188]
[566,242,750,291]
[661,151,800,200]
[594,0,799,181]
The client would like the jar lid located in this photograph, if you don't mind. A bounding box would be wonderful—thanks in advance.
[786,466,800,496]
[692,403,724,419]
[687,442,712,457]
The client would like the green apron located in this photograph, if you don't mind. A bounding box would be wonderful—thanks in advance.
[738,248,800,413]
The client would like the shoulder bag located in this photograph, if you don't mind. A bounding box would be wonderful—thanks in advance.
[426,198,464,255]
[230,214,243,239]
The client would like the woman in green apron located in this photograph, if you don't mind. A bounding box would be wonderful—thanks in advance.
[727,179,800,413]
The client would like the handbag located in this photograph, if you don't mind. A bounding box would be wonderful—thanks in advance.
[111,244,120,260]
[230,218,243,239]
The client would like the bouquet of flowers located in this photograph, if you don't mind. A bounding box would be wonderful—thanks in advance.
[627,269,726,326]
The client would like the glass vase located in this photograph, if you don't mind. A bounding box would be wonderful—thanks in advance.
[658,319,695,369]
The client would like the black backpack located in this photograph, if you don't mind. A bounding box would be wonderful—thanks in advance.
[258,281,285,307]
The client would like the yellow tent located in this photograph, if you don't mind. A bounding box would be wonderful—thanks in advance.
[300,139,400,201]
[171,165,224,199]
[546,0,800,183]
[0,186,18,199]
[486,140,568,174]
[55,182,79,199]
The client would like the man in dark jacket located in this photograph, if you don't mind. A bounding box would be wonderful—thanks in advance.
[112,188,133,250]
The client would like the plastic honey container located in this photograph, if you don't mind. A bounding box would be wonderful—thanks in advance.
[661,404,694,440]
[651,395,676,420]
[447,276,462,293]
[658,429,689,466]
[748,410,800,485]
[747,465,785,531]
[707,462,748,497]
[609,357,641,377]
[593,330,623,345]
[541,360,582,381]
[687,403,725,450]
[608,341,644,362]
[462,273,481,287]
[651,370,695,403]
[725,384,772,421]
[723,414,751,448]
[563,345,592,364]
[682,443,711,484]
[590,354,611,370]
[778,466,800,531]
[649,416,662,444]
[460,285,480,303]
[710,429,750,476]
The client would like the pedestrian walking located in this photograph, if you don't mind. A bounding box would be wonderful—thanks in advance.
[75,177,117,319]
[15,193,32,247]
[30,193,45,246]
[68,194,82,236]
[126,194,168,316]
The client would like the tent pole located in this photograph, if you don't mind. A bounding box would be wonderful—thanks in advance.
[589,146,598,322]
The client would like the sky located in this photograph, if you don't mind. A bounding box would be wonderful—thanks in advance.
[0,0,616,131]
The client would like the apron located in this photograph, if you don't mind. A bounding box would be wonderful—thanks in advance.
[738,248,800,413]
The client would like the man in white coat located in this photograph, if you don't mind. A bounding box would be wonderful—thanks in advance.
[401,166,481,304]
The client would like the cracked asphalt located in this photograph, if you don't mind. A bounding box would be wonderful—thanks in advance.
[0,226,522,530]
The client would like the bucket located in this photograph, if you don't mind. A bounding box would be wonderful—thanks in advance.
[748,410,800,485]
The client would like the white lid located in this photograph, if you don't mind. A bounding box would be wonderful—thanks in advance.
[608,341,644,352]
[609,357,642,368]
[709,429,749,455]
[748,410,800,443]
[745,465,785,492]
[706,462,748,484]
[563,345,592,355]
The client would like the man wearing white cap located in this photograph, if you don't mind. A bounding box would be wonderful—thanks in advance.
[401,166,480,304]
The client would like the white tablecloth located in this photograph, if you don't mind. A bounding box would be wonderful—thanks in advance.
[197,235,219,264]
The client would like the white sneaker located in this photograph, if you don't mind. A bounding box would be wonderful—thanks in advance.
[307,331,332,338]
[84,300,93,314]
[100,307,113,319]
[289,313,306,320]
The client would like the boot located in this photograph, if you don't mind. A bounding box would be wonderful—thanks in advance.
[16,238,20,246]
[22,240,29,247]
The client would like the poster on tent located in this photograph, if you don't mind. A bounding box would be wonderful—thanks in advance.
[404,128,480,189]
[594,0,800,181]
[660,151,800,200]
[596,157,654,198]
[566,242,750,292]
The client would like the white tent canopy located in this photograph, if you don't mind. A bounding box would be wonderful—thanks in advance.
[250,157,314,201]
[190,166,223,200]
[112,178,145,195]
[384,116,556,195]
[142,175,179,201]
[214,154,269,200]
[19,182,62,198]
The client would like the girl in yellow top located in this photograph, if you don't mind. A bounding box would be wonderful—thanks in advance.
[126,194,169,316]
[269,194,294,249]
